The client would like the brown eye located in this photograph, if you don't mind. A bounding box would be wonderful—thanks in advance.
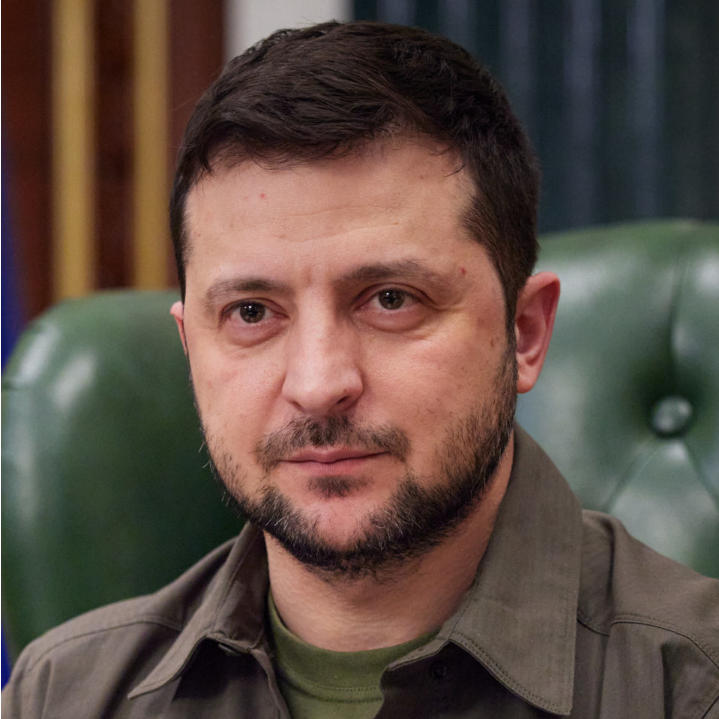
[238,302,266,323]
[378,289,405,310]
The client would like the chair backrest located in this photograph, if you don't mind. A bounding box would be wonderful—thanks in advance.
[516,220,719,578]
[3,220,718,658]
[1,291,242,658]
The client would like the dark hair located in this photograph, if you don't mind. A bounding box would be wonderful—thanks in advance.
[170,21,540,324]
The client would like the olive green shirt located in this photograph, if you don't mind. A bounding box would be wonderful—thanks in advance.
[267,591,438,719]
[4,427,719,718]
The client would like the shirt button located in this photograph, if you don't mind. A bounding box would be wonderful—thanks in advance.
[430,661,448,679]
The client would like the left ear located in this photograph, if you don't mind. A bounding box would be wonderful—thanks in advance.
[514,272,561,394]
[170,301,188,355]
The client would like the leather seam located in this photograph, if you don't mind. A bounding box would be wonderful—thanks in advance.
[599,436,655,513]
[681,439,719,512]
[666,233,691,393]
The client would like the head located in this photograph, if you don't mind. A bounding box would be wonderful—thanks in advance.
[170,22,559,580]
[170,21,540,328]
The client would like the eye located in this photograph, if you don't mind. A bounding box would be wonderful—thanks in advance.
[222,299,285,346]
[234,301,269,323]
[377,288,407,310]
[359,287,424,330]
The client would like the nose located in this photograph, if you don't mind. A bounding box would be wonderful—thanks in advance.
[281,314,364,418]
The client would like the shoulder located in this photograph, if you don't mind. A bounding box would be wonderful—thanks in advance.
[13,537,236,671]
[2,538,236,718]
[577,511,719,715]
[579,510,719,645]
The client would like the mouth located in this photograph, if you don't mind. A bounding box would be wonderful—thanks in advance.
[281,449,387,475]
[287,449,385,464]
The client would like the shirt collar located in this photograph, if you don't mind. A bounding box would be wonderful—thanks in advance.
[440,426,583,715]
[130,426,583,714]
[129,525,270,698]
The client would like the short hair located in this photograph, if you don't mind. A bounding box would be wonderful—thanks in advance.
[170,21,540,325]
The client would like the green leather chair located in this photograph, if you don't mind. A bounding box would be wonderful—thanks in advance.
[516,219,719,578]
[3,220,718,660]
[1,291,242,659]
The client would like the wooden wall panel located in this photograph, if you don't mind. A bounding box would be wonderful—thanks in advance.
[133,0,170,290]
[95,0,134,289]
[2,0,53,320]
[170,0,225,162]
[168,0,225,287]
[2,0,225,318]
[52,0,95,301]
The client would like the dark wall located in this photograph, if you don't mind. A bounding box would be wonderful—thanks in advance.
[354,0,719,233]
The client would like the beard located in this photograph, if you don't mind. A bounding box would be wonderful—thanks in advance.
[199,348,517,581]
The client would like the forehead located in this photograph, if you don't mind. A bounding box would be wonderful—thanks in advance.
[183,141,483,288]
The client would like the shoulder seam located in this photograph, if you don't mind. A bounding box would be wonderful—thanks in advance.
[611,613,719,671]
[24,615,184,674]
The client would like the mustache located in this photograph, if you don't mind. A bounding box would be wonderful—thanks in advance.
[254,415,410,473]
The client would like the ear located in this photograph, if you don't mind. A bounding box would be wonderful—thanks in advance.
[514,272,560,394]
[170,301,188,355]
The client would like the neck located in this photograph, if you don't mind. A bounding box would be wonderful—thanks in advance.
[266,434,514,652]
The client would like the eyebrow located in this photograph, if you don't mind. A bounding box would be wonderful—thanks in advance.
[336,260,449,291]
[202,277,291,314]
[202,259,450,313]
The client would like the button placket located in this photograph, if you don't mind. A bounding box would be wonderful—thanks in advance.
[430,660,448,680]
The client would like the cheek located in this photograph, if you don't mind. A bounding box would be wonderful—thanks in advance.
[189,341,284,442]
[365,328,501,427]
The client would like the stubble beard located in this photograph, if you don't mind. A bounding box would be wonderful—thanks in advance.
[199,349,517,581]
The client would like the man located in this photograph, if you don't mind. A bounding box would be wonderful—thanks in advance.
[4,21,719,719]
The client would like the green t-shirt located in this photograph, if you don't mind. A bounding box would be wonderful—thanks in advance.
[267,592,438,719]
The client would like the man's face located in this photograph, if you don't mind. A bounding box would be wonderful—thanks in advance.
[175,141,517,577]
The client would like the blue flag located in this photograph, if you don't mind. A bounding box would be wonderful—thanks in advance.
[2,154,23,368]
[2,150,24,684]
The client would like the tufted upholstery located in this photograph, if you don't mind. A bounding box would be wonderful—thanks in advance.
[1,291,242,657]
[516,220,719,578]
[2,220,718,658]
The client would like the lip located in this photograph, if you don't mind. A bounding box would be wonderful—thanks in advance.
[285,449,385,464]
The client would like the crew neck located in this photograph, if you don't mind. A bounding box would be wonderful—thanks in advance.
[267,590,438,717]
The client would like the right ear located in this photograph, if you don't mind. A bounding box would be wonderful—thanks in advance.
[170,301,188,354]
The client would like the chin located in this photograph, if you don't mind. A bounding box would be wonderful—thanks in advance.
[202,348,517,579]
[301,502,384,546]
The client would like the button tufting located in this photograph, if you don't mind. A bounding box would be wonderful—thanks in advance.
[650,395,694,437]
